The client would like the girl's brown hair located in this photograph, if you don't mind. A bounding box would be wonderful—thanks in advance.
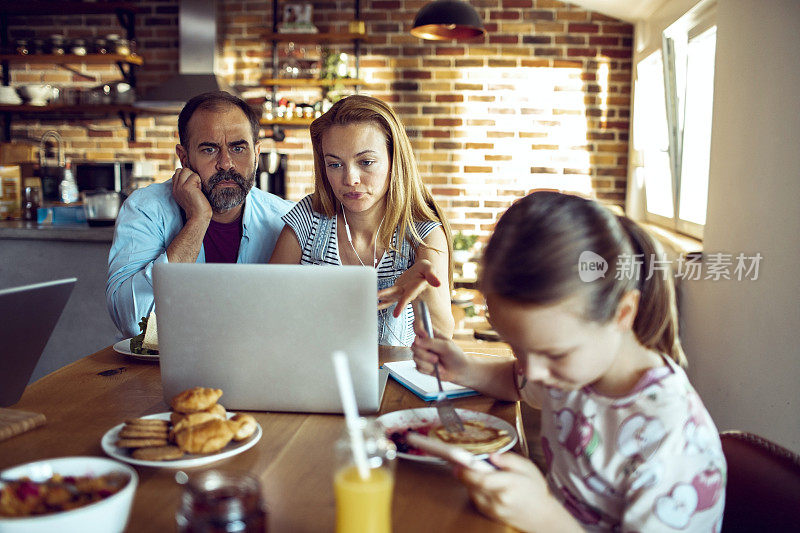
[481,191,686,366]
[309,94,453,287]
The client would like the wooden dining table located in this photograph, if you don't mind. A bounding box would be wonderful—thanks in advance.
[0,339,522,532]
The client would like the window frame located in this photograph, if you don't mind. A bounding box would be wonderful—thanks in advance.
[632,1,717,240]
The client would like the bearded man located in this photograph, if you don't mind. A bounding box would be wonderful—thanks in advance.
[106,91,293,338]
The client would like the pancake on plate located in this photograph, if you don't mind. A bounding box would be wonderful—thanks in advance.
[430,420,513,454]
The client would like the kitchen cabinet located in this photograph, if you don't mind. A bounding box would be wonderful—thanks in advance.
[261,0,372,134]
[0,1,168,142]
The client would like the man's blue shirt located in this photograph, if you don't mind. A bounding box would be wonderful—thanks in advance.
[106,179,293,338]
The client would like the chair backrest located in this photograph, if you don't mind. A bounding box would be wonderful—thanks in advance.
[720,431,800,532]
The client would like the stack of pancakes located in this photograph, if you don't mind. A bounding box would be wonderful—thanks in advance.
[430,420,512,454]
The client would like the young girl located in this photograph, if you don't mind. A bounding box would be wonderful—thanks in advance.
[270,95,454,345]
[412,191,726,531]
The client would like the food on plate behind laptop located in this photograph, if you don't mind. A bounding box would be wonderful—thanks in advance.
[114,387,257,461]
[142,311,159,351]
[129,312,159,355]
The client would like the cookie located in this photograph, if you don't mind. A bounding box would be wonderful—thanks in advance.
[119,427,169,439]
[132,445,184,461]
[171,403,226,426]
[228,414,257,441]
[171,387,223,414]
[172,412,221,434]
[115,437,169,448]
[175,418,234,454]
[125,418,169,427]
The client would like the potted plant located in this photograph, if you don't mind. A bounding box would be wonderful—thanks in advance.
[452,232,478,264]
[319,48,349,103]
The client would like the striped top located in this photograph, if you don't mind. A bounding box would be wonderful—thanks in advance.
[282,195,442,345]
[282,195,441,275]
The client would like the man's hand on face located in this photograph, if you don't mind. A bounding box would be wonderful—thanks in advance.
[172,167,212,222]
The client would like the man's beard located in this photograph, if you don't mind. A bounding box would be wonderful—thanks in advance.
[202,168,255,212]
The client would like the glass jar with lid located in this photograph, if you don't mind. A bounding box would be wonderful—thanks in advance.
[175,470,267,532]
[70,39,88,56]
[49,34,66,55]
[93,38,108,54]
[15,39,29,55]
[114,38,132,56]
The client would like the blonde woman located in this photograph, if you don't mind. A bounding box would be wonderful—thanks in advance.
[269,95,454,345]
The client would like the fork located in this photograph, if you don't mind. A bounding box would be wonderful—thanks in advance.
[413,300,465,434]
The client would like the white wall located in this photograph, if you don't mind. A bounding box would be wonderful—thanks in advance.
[680,0,800,452]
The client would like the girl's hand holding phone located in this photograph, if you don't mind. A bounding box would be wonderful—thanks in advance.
[456,452,583,533]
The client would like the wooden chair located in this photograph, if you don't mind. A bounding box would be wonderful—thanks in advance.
[720,430,800,532]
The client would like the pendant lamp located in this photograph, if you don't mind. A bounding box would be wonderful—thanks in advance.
[410,0,486,41]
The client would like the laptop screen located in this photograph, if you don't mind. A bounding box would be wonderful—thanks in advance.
[0,278,76,406]
[154,263,380,413]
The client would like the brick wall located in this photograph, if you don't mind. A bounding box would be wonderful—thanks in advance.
[5,1,180,167]
[6,0,632,238]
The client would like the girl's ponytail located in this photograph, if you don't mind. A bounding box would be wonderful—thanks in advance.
[481,191,687,367]
[616,216,687,367]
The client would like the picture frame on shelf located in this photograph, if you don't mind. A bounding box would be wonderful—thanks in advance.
[278,3,318,33]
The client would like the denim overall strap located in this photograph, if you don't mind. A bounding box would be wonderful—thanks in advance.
[309,213,335,264]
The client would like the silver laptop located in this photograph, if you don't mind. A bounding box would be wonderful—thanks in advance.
[154,263,381,413]
[0,278,76,407]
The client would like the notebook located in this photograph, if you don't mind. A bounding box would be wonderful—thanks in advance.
[383,360,478,401]
[154,263,382,413]
[0,278,76,407]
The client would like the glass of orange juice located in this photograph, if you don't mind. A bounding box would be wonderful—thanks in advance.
[334,417,397,533]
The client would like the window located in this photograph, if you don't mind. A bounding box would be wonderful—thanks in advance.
[677,26,716,232]
[633,51,673,219]
[632,2,716,239]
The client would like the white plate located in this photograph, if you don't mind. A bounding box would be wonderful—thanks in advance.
[101,412,262,469]
[113,338,159,362]
[376,407,518,464]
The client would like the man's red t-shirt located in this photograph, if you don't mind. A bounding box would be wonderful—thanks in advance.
[203,215,243,263]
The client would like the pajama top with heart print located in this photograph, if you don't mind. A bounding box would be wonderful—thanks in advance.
[535,355,726,532]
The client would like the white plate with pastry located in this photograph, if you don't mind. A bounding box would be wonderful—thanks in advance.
[112,338,159,362]
[378,407,517,464]
[101,412,262,469]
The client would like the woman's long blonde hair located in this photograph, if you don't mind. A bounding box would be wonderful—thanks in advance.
[309,95,453,287]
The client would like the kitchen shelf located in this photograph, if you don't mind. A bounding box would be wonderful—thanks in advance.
[260,117,314,126]
[0,103,168,114]
[264,32,375,44]
[0,2,142,44]
[0,1,145,142]
[0,1,145,16]
[0,54,143,66]
[0,54,143,87]
[0,104,173,142]
[259,78,367,87]
[264,0,367,139]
